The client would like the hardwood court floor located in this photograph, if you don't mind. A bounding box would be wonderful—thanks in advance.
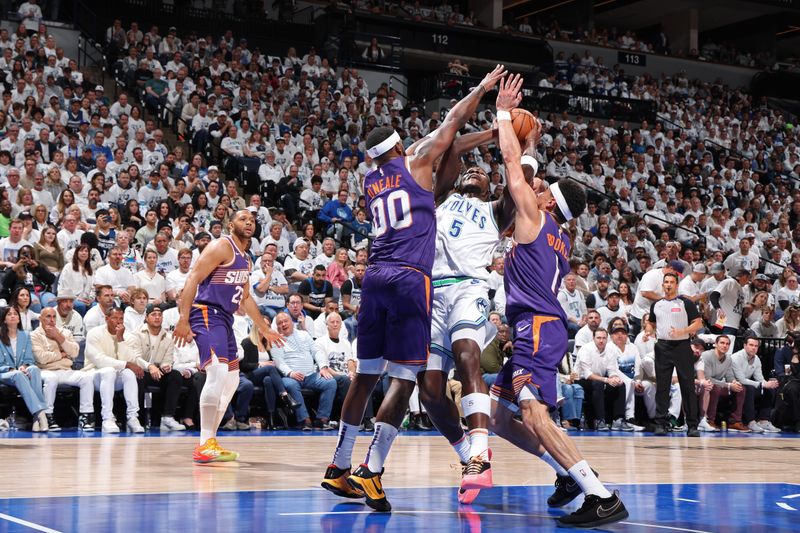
[0,431,798,532]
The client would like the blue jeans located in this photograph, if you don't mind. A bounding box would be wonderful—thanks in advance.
[224,374,254,423]
[560,383,585,421]
[482,373,498,388]
[249,364,288,412]
[282,371,336,422]
[73,300,89,316]
[344,315,358,340]
[0,367,46,415]
[258,305,280,320]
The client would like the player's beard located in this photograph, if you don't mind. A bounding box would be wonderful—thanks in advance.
[460,183,483,197]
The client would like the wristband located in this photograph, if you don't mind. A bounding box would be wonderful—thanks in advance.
[496,110,511,121]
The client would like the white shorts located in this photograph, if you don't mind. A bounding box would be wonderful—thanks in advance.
[427,278,497,374]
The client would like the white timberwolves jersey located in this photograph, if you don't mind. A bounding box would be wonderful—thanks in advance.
[432,193,499,280]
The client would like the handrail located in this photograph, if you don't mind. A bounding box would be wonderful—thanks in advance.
[640,212,706,244]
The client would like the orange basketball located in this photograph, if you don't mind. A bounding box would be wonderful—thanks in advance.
[511,108,536,142]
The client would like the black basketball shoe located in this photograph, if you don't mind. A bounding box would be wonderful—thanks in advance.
[556,490,628,528]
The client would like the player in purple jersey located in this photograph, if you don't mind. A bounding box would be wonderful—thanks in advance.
[488,75,628,528]
[322,65,508,512]
[174,210,284,464]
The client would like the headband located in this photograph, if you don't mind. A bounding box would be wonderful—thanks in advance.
[366,131,401,158]
[520,155,539,175]
[550,182,573,222]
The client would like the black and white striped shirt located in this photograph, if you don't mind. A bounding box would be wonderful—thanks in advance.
[648,296,700,340]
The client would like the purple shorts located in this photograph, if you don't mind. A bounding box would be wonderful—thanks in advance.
[357,264,432,366]
[190,303,239,370]
[491,313,567,410]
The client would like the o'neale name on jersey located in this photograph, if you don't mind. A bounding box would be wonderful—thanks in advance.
[366,174,401,199]
[223,270,250,284]
[547,234,569,260]
[443,197,488,229]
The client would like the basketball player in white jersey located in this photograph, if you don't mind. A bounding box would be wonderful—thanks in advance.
[417,122,542,503]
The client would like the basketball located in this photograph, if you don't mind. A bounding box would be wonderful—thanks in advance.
[511,108,536,142]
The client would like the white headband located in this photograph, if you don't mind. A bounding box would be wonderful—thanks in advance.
[520,155,539,175]
[550,182,573,221]
[366,131,401,158]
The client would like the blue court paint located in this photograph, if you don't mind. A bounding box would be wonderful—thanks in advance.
[1,483,796,532]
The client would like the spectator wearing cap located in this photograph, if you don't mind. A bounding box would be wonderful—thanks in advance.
[723,238,760,277]
[138,172,169,210]
[710,264,751,338]
[284,238,315,284]
[679,263,709,308]
[608,320,643,430]
[339,137,364,165]
[586,274,611,310]
[764,246,786,279]
[597,288,626,329]
[643,271,703,436]
[129,303,186,431]
[731,335,781,433]
[629,260,684,337]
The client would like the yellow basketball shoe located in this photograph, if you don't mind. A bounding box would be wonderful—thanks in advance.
[347,465,390,512]
[321,465,365,498]
[193,438,240,463]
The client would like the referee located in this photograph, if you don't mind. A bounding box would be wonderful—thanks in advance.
[644,272,703,437]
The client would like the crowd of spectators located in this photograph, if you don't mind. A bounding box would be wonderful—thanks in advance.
[512,16,774,69]
[0,7,798,435]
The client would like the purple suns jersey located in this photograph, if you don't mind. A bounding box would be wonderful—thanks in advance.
[364,156,435,274]
[503,212,571,323]
[195,236,251,314]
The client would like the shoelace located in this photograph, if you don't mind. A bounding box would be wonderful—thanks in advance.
[464,457,486,476]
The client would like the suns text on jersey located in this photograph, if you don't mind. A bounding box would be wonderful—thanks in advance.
[547,234,569,260]
[223,270,250,284]
[365,174,401,199]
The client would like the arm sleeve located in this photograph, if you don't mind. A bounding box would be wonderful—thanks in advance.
[709,291,721,309]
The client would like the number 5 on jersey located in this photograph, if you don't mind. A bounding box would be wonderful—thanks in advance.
[371,189,413,236]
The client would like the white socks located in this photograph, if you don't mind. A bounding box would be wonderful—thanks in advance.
[332,421,360,469]
[451,433,471,463]
[568,460,612,498]
[539,451,569,476]
[468,428,489,460]
[365,422,399,472]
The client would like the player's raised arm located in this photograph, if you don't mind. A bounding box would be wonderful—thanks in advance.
[410,65,506,189]
[494,118,543,232]
[496,74,541,239]
[434,128,498,204]
[172,239,230,347]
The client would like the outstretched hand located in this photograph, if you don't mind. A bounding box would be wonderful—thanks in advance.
[496,73,524,112]
[478,64,507,93]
